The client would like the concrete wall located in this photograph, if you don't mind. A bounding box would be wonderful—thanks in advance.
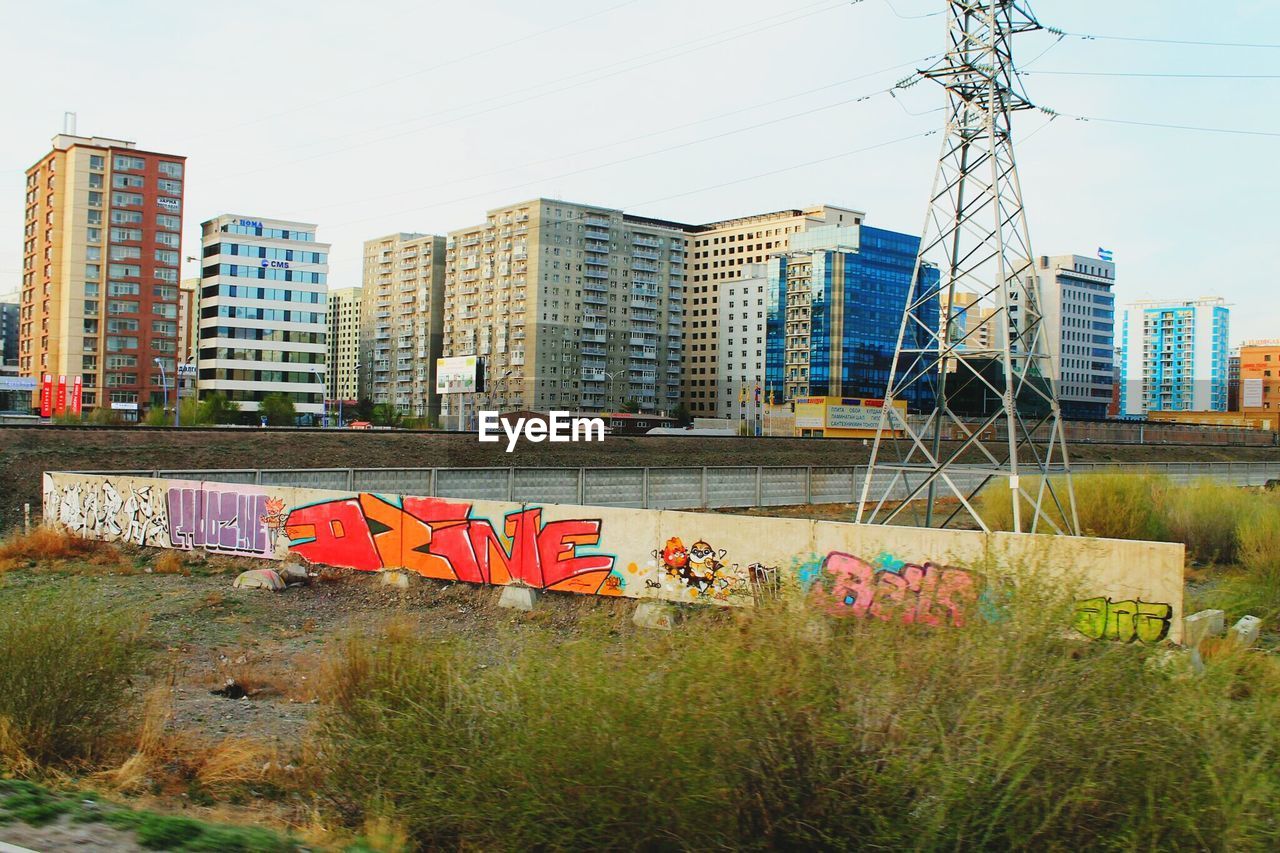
[42,471,1185,643]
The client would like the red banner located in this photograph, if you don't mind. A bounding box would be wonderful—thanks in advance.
[71,376,83,415]
[39,374,52,417]
[55,375,67,415]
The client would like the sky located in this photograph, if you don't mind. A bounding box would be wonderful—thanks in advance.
[1,0,1277,343]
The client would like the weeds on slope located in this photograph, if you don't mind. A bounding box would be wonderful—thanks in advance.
[0,590,148,772]
[310,591,1280,851]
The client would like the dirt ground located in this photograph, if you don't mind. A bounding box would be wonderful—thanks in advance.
[3,426,1277,533]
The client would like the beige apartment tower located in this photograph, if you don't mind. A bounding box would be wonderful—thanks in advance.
[360,233,446,417]
[442,198,687,418]
[328,287,361,402]
[683,205,863,416]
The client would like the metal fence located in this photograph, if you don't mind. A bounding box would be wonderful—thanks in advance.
[77,461,1280,510]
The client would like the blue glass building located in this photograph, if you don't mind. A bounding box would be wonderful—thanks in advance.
[765,225,938,410]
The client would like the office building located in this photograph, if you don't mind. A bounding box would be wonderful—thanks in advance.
[1032,254,1116,420]
[1237,340,1280,417]
[328,286,362,403]
[20,133,186,416]
[765,223,939,407]
[1119,296,1229,416]
[683,205,863,416]
[940,290,997,353]
[0,300,17,366]
[177,277,199,367]
[717,264,769,425]
[197,215,328,417]
[360,233,445,415]
[442,198,686,418]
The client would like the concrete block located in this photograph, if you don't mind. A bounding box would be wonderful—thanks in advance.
[1230,615,1263,649]
[233,569,284,591]
[633,601,678,631]
[497,585,540,611]
[1182,609,1225,649]
[381,570,410,589]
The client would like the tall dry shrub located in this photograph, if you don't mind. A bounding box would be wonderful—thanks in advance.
[977,473,1168,540]
[1162,480,1260,564]
[0,590,147,770]
[309,585,1280,850]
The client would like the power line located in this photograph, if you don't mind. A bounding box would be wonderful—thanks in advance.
[175,0,645,143]
[1025,70,1280,79]
[1054,111,1280,138]
[331,83,925,229]
[214,0,858,180]
[880,0,942,19]
[1045,26,1280,50]
[291,55,934,217]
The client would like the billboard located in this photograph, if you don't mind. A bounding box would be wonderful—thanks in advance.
[436,356,484,394]
[827,403,890,431]
[40,374,52,417]
[1242,378,1264,409]
[0,376,38,392]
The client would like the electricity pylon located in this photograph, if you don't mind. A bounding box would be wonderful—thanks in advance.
[857,0,1078,535]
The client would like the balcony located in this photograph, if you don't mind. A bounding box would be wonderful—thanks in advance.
[632,248,659,261]
[633,235,661,248]
[584,267,608,280]
[583,214,611,228]
[584,292,607,306]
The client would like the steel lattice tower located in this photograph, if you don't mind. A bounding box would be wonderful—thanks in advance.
[856,0,1077,534]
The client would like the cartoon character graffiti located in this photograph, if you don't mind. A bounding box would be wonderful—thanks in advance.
[654,536,757,602]
[260,497,288,550]
[656,537,689,577]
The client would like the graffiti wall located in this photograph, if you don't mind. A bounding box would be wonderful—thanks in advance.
[43,472,1186,642]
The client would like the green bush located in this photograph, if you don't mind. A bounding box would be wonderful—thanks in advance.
[0,591,147,770]
[312,595,1280,850]
[1205,501,1280,623]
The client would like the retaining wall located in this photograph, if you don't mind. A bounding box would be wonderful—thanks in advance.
[42,471,1186,643]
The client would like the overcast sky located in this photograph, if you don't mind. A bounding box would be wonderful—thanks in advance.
[1,0,1276,342]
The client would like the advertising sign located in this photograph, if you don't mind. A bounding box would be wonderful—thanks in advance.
[40,374,52,417]
[111,402,139,412]
[71,376,83,415]
[826,404,887,431]
[435,356,484,394]
[0,376,38,392]
[55,375,67,414]
[1242,378,1264,409]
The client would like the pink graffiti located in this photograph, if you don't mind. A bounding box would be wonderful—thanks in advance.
[167,487,271,556]
[816,552,977,627]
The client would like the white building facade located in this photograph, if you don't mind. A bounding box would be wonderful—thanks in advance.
[197,215,329,417]
[1119,296,1230,417]
[716,263,769,426]
[1033,254,1116,420]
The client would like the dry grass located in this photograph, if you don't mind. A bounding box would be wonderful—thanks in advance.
[104,686,288,798]
[0,525,128,574]
[151,551,191,576]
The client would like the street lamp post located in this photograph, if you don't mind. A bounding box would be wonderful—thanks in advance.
[313,366,327,427]
[154,358,169,427]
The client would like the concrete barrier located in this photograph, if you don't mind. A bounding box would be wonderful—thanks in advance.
[42,471,1185,642]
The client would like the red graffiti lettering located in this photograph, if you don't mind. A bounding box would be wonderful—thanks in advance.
[282,496,615,594]
[816,552,977,628]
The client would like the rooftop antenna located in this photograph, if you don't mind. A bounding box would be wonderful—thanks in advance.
[857,0,1078,535]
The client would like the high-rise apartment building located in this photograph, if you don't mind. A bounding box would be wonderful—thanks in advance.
[0,300,18,366]
[764,223,938,407]
[177,277,199,367]
[360,233,445,415]
[1237,340,1280,417]
[197,215,328,417]
[20,133,186,415]
[1119,296,1229,416]
[328,286,362,403]
[683,205,863,416]
[441,199,686,417]
[1032,254,1116,420]
[940,290,997,352]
